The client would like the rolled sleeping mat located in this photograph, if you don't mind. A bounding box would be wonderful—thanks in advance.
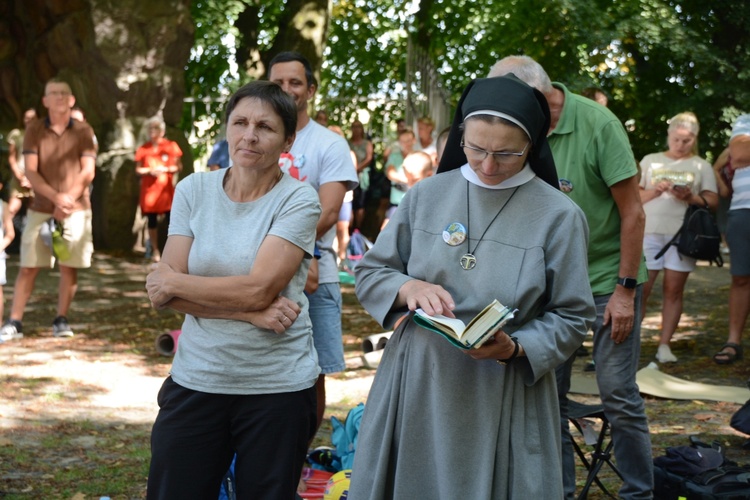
[361,331,393,353]
[155,329,182,356]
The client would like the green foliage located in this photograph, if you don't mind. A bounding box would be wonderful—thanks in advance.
[610,0,750,159]
[319,0,413,150]
[182,0,242,158]
[182,0,278,157]
[405,0,749,159]
[320,0,750,162]
[182,0,750,166]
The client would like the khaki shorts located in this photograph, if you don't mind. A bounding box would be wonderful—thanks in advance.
[21,209,93,269]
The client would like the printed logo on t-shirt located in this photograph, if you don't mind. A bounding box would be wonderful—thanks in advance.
[279,152,307,182]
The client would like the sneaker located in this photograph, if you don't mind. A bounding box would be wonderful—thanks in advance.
[656,343,677,363]
[52,316,74,338]
[0,320,23,342]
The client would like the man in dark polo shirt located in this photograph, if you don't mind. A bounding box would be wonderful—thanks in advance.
[0,78,97,341]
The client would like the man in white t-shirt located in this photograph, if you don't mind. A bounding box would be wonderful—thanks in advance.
[269,52,359,436]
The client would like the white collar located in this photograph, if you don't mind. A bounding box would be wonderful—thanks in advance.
[460,163,535,189]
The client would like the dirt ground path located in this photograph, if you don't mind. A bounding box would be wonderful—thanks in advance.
[0,254,377,430]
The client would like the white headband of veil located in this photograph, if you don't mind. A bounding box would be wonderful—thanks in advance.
[464,110,531,140]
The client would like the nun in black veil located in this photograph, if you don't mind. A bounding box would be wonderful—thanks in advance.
[349,75,595,499]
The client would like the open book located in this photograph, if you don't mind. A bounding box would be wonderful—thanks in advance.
[413,299,517,350]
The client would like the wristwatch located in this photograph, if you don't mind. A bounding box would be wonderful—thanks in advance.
[617,276,638,289]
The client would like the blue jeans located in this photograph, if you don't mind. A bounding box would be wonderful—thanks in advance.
[558,286,653,499]
[308,283,345,374]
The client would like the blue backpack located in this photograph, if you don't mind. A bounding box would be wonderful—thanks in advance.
[345,231,371,271]
[330,403,365,471]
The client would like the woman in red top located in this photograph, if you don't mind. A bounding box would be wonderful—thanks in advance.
[135,117,183,262]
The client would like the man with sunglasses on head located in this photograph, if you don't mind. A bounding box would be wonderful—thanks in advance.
[0,78,96,342]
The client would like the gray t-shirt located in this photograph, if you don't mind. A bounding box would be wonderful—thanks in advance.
[168,169,322,395]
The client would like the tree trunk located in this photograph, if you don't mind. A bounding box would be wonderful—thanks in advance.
[235,0,331,85]
[0,0,194,252]
[234,1,263,80]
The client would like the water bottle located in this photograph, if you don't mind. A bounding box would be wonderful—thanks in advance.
[50,220,71,261]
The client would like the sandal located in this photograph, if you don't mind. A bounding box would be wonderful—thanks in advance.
[713,342,743,365]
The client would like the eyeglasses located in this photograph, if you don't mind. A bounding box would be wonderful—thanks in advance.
[461,138,530,164]
[46,91,71,98]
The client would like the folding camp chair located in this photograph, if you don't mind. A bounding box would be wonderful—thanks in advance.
[568,400,624,499]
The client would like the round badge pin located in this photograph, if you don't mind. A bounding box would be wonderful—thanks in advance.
[559,178,573,193]
[442,222,467,246]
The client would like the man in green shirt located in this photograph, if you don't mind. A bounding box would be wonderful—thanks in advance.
[490,56,651,499]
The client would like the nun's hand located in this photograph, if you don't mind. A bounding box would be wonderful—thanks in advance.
[398,279,455,318]
[467,331,519,360]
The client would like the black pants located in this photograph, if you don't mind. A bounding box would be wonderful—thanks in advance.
[147,377,316,499]
[145,211,170,229]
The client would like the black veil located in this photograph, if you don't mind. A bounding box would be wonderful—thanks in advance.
[436,74,559,189]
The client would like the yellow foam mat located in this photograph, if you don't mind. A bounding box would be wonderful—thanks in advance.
[571,363,750,404]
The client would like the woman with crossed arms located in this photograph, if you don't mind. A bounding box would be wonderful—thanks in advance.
[145,81,321,499]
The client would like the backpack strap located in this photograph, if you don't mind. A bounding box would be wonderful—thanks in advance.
[654,197,711,261]
[713,253,725,267]
[655,230,681,260]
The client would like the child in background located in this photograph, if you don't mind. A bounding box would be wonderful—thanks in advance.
[382,129,417,229]
[0,185,17,342]
[403,151,434,187]
[381,151,433,229]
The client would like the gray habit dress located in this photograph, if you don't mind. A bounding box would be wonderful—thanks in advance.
[349,168,596,499]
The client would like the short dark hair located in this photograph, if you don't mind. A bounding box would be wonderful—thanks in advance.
[225,81,297,139]
[44,77,72,94]
[267,51,317,88]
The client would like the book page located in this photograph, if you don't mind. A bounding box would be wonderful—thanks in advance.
[464,300,503,333]
[415,300,515,348]
[463,301,513,346]
[413,310,467,339]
